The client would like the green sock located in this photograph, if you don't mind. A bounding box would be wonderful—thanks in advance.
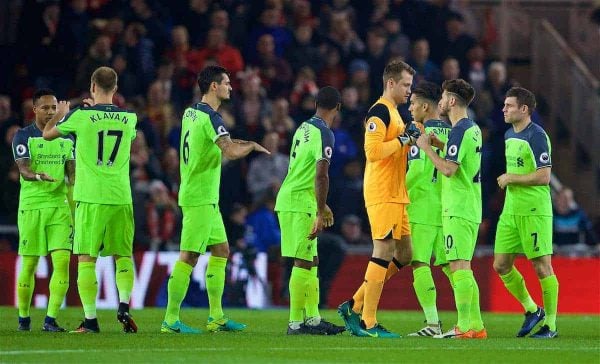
[412,266,439,324]
[164,261,193,325]
[77,262,98,319]
[17,256,39,318]
[540,275,559,331]
[206,255,227,319]
[442,264,454,286]
[305,266,320,320]
[469,274,484,331]
[289,266,311,323]
[115,257,134,304]
[452,269,473,332]
[47,251,70,319]
[500,267,537,313]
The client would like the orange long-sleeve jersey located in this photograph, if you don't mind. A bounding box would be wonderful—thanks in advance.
[363,97,409,207]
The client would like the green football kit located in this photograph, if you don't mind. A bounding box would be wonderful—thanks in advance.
[407,120,451,266]
[442,118,482,261]
[12,124,74,255]
[495,122,553,258]
[178,102,230,253]
[56,104,137,257]
[275,116,335,261]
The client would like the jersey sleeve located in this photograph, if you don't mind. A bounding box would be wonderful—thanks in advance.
[445,126,467,164]
[12,129,30,160]
[207,110,230,142]
[56,107,81,135]
[530,131,552,169]
[317,127,335,163]
[364,104,401,161]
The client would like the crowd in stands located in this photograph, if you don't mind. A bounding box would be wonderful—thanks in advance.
[0,0,597,260]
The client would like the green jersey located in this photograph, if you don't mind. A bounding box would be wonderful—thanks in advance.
[12,124,75,210]
[503,122,552,216]
[56,104,137,204]
[275,116,335,213]
[178,102,230,207]
[442,118,482,223]
[407,120,451,226]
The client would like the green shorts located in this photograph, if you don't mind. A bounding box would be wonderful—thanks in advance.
[181,205,228,254]
[411,223,447,266]
[18,205,73,256]
[74,202,134,257]
[277,211,317,262]
[494,213,553,259]
[443,216,479,261]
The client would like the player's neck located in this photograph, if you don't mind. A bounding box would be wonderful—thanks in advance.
[314,111,333,127]
[94,94,114,105]
[512,118,531,133]
[424,112,440,123]
[201,94,221,111]
[449,108,468,126]
[381,92,397,107]
[34,120,46,131]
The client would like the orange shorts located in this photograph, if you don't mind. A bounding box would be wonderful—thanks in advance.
[366,203,410,240]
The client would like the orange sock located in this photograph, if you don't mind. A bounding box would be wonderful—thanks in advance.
[361,261,388,329]
[352,259,401,313]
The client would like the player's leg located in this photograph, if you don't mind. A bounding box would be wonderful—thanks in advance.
[494,214,543,337]
[162,205,205,334]
[205,205,245,332]
[436,217,482,339]
[16,209,43,331]
[44,206,73,332]
[104,204,137,333]
[70,202,101,333]
[409,224,442,336]
[522,215,557,338]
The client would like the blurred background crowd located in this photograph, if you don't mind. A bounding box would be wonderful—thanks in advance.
[0,0,598,268]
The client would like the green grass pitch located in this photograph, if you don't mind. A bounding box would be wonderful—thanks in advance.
[1,307,598,363]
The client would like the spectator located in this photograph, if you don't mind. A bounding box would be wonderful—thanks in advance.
[407,38,442,85]
[286,25,322,73]
[118,22,156,92]
[245,7,292,62]
[262,97,296,151]
[553,188,599,252]
[197,28,245,83]
[330,112,358,178]
[246,132,289,204]
[165,25,203,74]
[146,180,181,251]
[466,44,487,93]
[75,35,112,92]
[365,27,390,98]
[246,192,281,255]
[347,59,371,105]
[250,33,293,97]
[326,10,365,65]
[317,46,347,91]
[383,14,410,59]
[441,57,461,82]
[289,67,319,112]
[340,86,367,148]
[340,215,371,246]
[444,12,477,75]
[146,80,176,140]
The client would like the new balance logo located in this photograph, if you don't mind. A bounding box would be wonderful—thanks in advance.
[427,287,436,291]
[118,269,129,273]
[207,274,214,278]
[517,157,524,167]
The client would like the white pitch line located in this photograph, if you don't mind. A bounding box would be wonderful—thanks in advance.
[2,346,599,356]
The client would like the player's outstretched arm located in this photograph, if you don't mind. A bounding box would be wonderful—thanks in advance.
[216,135,270,160]
[308,160,332,240]
[15,159,55,182]
[497,166,551,189]
[43,101,70,141]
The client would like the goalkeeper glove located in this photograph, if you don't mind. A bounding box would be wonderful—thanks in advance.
[398,123,421,146]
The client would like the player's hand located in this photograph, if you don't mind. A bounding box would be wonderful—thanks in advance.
[56,101,70,118]
[416,133,431,149]
[37,172,56,182]
[430,133,445,150]
[320,205,334,228]
[82,98,95,107]
[308,215,324,240]
[253,142,271,154]
[405,122,422,139]
[497,173,511,189]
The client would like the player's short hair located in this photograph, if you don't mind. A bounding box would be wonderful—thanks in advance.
[411,81,441,105]
[91,67,118,93]
[506,86,536,115]
[383,60,416,84]
[32,88,56,104]
[442,78,475,106]
[198,65,230,94]
[316,86,341,110]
